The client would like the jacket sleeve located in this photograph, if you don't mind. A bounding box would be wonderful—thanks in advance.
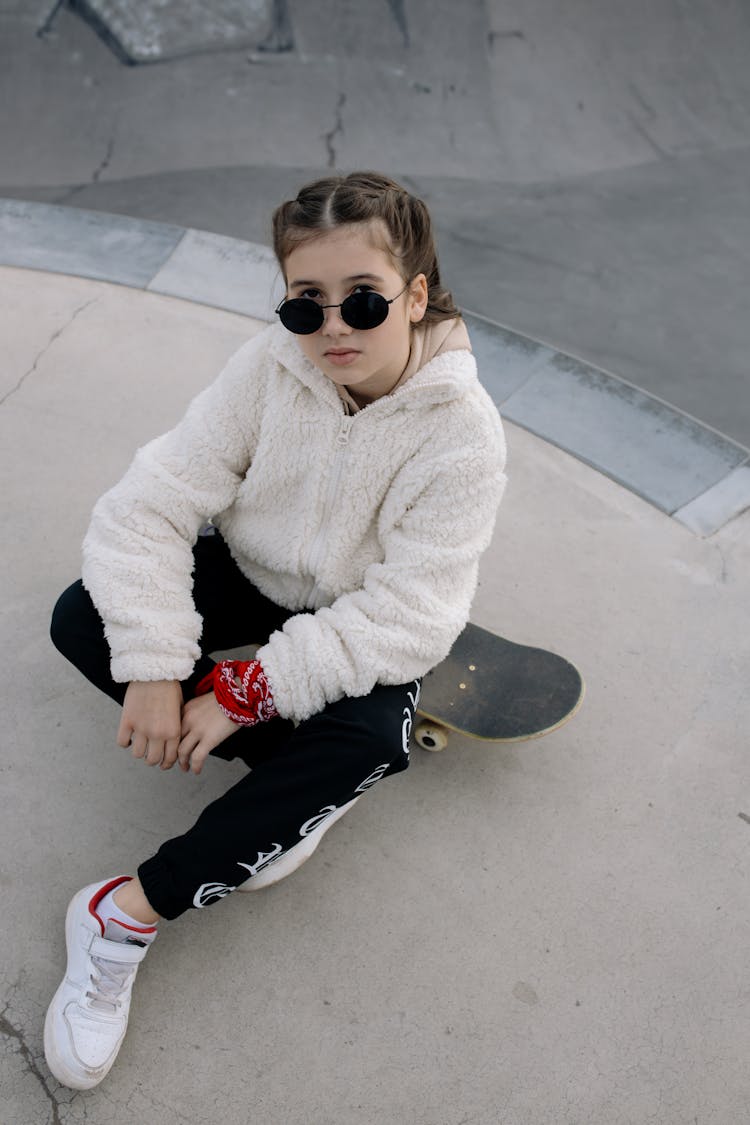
[81,334,267,682]
[257,408,507,722]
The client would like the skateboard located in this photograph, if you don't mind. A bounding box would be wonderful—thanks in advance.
[414,622,584,751]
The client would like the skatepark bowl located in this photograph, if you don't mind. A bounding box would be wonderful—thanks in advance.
[2,2,750,1123]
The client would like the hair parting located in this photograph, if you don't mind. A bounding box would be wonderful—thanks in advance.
[272,171,460,326]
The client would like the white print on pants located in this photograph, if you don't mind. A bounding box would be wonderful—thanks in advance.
[401,680,420,758]
[192,776,382,907]
[192,681,420,908]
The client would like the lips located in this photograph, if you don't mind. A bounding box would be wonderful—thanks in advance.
[324,349,360,366]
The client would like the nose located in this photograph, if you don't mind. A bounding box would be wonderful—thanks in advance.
[320,304,351,336]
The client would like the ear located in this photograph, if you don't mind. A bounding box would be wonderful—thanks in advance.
[408,274,429,324]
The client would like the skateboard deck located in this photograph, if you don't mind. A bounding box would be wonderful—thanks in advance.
[415,622,584,750]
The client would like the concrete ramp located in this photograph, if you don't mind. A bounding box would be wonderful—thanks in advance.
[483,0,750,179]
[3,0,750,443]
[71,0,750,178]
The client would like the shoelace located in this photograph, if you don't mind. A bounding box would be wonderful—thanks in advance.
[86,955,135,1014]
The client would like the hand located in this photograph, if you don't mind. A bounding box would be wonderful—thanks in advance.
[118,680,184,770]
[177,692,239,775]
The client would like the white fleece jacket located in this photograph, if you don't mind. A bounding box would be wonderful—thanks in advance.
[82,320,507,722]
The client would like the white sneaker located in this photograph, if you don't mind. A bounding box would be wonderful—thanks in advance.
[238,797,360,891]
[44,876,153,1090]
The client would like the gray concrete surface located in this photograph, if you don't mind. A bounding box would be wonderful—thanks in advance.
[2,2,750,1121]
[4,199,748,530]
[2,265,750,1124]
[2,0,750,445]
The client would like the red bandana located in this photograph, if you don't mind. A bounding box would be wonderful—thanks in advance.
[195,660,278,726]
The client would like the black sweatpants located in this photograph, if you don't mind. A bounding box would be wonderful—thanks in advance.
[50,531,419,919]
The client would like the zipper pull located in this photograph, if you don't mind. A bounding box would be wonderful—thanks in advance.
[337,416,353,446]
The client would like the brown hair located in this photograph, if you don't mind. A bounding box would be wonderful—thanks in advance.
[272,171,460,326]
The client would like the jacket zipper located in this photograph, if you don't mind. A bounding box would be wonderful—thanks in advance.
[305,413,353,607]
[301,377,456,607]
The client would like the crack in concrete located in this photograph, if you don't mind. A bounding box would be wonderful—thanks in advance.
[53,181,88,205]
[0,1004,64,1125]
[92,135,115,183]
[0,299,96,408]
[55,129,117,204]
[324,92,346,169]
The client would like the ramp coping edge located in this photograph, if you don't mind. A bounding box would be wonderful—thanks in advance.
[1,198,748,536]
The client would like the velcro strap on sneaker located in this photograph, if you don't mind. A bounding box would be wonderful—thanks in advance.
[88,934,150,963]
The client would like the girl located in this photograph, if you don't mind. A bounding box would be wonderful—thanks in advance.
[44,171,507,1089]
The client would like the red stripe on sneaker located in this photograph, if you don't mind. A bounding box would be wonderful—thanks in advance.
[88,875,132,936]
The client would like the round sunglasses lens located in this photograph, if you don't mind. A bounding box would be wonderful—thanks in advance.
[279,299,324,335]
[341,292,389,330]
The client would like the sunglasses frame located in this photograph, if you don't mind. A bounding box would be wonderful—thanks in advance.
[275,283,410,335]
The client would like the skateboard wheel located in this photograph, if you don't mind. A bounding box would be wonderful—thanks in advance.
[415,721,449,752]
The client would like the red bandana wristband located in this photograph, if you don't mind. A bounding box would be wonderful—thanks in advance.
[195,659,278,726]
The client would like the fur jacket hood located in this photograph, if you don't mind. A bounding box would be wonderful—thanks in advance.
[82,321,507,722]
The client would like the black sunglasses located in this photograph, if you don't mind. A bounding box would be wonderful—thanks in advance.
[275,284,409,335]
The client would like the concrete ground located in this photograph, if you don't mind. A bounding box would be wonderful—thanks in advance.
[2,247,750,1124]
[2,2,750,1123]
[2,0,750,446]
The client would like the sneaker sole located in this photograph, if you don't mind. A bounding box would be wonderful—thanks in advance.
[237,797,360,892]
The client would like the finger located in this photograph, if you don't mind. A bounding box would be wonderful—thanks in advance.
[144,739,165,767]
[190,743,210,776]
[130,732,147,760]
[117,715,134,749]
[161,736,181,771]
[177,731,200,772]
